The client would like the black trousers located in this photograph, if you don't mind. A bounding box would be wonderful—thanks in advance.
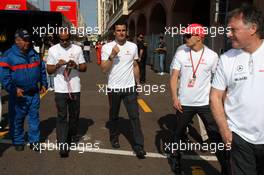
[83,51,90,63]
[139,59,146,82]
[55,93,80,145]
[173,105,229,175]
[107,87,144,147]
[230,132,264,175]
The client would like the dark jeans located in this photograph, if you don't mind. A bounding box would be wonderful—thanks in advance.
[83,51,90,63]
[139,59,146,82]
[230,132,264,175]
[55,93,80,145]
[173,105,229,175]
[107,87,144,147]
[159,54,165,73]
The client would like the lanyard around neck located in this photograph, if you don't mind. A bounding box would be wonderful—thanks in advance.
[189,47,204,79]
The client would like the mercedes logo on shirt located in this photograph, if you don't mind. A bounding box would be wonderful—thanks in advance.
[237,65,243,72]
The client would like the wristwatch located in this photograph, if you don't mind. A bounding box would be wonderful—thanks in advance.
[55,63,61,70]
[109,55,115,61]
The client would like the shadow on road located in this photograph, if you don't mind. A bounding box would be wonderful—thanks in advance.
[155,114,221,175]
[0,113,11,157]
[105,116,134,149]
[40,116,94,142]
[40,117,57,142]
[0,143,11,157]
[78,117,94,138]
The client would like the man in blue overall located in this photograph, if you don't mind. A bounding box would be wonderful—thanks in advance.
[0,29,47,151]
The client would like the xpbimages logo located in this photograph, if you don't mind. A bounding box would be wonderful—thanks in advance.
[32,24,99,37]
[97,84,166,96]
[164,141,231,154]
[164,24,231,38]
[31,140,100,154]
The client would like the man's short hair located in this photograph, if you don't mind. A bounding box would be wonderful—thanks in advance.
[137,33,144,38]
[114,21,127,30]
[228,4,264,38]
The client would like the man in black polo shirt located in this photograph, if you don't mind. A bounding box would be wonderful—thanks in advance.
[136,33,147,83]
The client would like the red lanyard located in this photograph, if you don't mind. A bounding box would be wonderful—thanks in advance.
[189,47,204,79]
[63,68,75,100]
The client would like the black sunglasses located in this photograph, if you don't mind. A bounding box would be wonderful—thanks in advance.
[59,38,70,42]
[184,34,199,39]
[184,34,192,39]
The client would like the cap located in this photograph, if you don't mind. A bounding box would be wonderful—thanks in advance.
[181,23,206,38]
[14,29,31,41]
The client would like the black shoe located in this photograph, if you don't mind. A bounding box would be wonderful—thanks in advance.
[110,136,120,149]
[14,144,24,152]
[59,149,69,158]
[59,143,70,158]
[134,146,146,159]
[30,142,43,153]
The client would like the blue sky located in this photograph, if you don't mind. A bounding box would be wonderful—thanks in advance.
[80,0,97,28]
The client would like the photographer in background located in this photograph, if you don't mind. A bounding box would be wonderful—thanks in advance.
[46,29,87,158]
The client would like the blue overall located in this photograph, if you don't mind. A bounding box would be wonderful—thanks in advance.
[0,44,47,145]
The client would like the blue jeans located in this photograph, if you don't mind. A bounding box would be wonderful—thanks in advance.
[159,54,165,73]
[47,73,54,88]
[83,51,90,62]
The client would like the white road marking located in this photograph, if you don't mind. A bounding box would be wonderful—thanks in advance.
[0,139,217,161]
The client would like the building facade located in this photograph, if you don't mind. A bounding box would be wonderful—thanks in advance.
[99,0,264,72]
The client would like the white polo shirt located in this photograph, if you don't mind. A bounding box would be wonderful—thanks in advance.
[212,41,264,144]
[101,40,138,89]
[171,44,219,106]
[47,43,85,93]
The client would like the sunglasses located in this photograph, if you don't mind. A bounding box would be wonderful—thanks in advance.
[184,34,200,39]
[184,34,193,39]
[59,38,70,42]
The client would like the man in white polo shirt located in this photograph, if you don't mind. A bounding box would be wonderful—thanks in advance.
[47,29,87,158]
[100,22,146,159]
[211,5,264,175]
[170,24,227,174]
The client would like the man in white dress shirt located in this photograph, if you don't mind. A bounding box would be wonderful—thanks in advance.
[210,5,264,175]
